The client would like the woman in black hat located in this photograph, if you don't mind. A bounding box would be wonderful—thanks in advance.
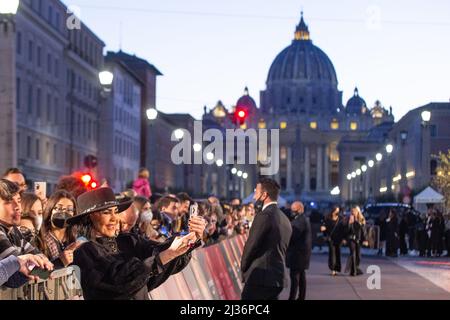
[68,188,206,300]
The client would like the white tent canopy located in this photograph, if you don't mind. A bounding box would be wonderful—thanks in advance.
[414,187,445,204]
[242,192,288,208]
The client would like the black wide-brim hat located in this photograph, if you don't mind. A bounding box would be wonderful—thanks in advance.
[67,187,133,226]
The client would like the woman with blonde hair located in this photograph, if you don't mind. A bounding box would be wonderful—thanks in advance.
[346,206,368,276]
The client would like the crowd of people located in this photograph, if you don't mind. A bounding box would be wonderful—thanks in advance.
[375,206,450,258]
[0,166,255,298]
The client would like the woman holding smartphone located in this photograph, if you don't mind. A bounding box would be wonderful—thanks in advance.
[68,188,206,300]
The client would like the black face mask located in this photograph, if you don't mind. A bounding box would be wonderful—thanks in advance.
[254,194,268,214]
[51,212,72,229]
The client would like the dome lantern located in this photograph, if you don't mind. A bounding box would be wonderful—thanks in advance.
[294,11,310,41]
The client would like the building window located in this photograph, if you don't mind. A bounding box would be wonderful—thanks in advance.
[17,32,22,54]
[280,147,287,160]
[54,59,59,78]
[37,46,42,67]
[35,139,40,160]
[36,88,42,118]
[16,78,21,110]
[54,98,59,124]
[46,141,50,164]
[310,122,318,130]
[430,125,437,137]
[350,122,358,131]
[47,54,52,74]
[27,136,31,158]
[28,40,33,62]
[46,94,52,123]
[48,6,53,23]
[331,119,339,130]
[431,159,438,175]
[53,144,57,165]
[27,84,33,114]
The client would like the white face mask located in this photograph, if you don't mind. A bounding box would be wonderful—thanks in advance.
[35,215,43,231]
[140,210,153,223]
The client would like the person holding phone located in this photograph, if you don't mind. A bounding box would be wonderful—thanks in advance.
[37,191,83,269]
[0,254,54,287]
[0,179,53,288]
[68,187,206,300]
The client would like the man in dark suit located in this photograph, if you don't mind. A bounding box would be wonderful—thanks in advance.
[241,178,292,300]
[286,201,312,300]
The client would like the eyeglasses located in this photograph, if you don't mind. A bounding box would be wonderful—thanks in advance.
[52,207,74,214]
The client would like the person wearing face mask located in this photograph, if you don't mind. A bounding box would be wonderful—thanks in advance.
[19,193,44,243]
[37,190,83,269]
[240,178,292,300]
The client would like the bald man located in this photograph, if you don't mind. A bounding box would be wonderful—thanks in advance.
[286,201,312,300]
[119,203,139,233]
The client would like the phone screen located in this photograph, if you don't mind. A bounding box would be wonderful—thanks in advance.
[190,203,199,219]
[29,267,51,280]
[34,182,47,198]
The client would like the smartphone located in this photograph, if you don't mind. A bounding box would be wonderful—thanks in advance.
[29,266,51,280]
[34,182,47,199]
[190,202,199,219]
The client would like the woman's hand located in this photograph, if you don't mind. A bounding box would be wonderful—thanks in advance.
[320,226,326,232]
[362,241,369,247]
[159,233,197,265]
[17,254,54,281]
[188,216,206,240]
[60,249,74,267]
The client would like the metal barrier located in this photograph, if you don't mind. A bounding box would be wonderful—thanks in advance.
[0,266,83,300]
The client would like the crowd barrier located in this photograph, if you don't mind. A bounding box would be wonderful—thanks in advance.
[0,235,248,300]
[0,266,83,300]
[149,234,248,300]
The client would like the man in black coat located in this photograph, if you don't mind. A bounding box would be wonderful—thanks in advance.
[286,201,312,300]
[240,178,292,300]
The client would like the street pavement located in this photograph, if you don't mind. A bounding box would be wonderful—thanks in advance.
[280,252,450,300]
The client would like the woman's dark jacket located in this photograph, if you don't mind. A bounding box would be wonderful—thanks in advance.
[73,232,200,300]
[347,221,367,243]
[322,216,345,245]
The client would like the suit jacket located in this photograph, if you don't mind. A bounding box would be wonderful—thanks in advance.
[241,203,292,288]
[286,214,312,270]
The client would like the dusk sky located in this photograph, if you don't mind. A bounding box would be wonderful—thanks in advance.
[63,0,450,121]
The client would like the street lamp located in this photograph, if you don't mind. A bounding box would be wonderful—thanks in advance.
[0,0,19,15]
[98,71,114,93]
[206,152,214,161]
[356,169,362,176]
[242,172,248,179]
[347,174,352,180]
[193,143,202,152]
[351,172,356,178]
[368,160,375,168]
[376,153,383,162]
[421,110,431,123]
[361,165,368,173]
[173,129,184,140]
[237,170,243,177]
[216,159,224,167]
[231,168,237,175]
[386,144,394,154]
[146,108,158,121]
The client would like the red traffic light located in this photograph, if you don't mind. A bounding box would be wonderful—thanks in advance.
[81,174,92,185]
[234,107,248,125]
